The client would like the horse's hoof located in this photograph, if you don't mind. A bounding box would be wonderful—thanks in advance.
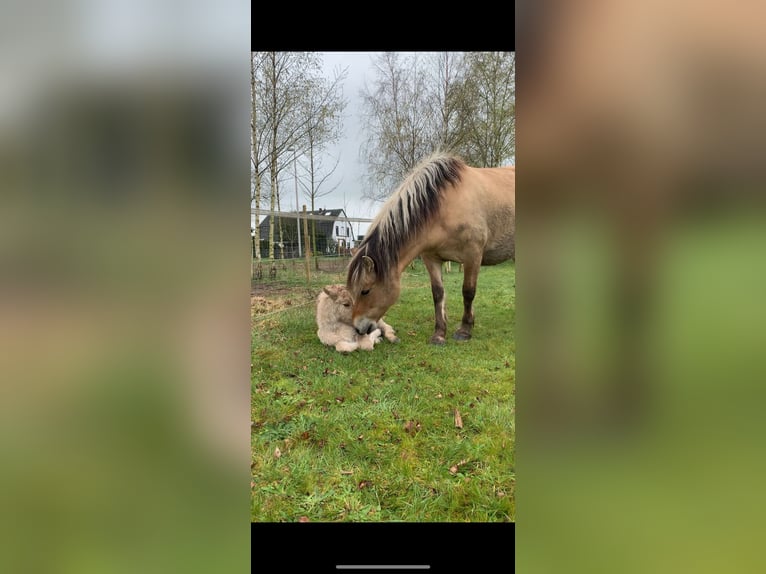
[453,331,472,341]
[429,335,446,345]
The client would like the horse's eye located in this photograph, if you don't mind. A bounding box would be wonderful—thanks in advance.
[361,289,370,296]
[343,303,350,307]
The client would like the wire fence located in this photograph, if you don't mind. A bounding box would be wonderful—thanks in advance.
[250,206,372,260]
[250,207,372,282]
[249,208,463,303]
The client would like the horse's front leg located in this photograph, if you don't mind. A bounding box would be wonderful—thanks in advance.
[454,261,478,341]
[422,255,447,345]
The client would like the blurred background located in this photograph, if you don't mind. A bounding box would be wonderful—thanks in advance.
[0,1,250,572]
[517,0,766,572]
[6,0,766,571]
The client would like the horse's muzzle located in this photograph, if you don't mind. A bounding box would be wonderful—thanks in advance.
[354,318,375,336]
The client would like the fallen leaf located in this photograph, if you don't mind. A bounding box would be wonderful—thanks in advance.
[449,459,469,475]
[298,516,310,522]
[454,409,463,429]
[436,393,443,399]
[274,447,281,458]
[404,420,422,434]
[358,480,371,490]
[340,470,354,475]
[357,434,364,441]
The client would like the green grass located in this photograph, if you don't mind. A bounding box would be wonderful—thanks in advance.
[251,260,515,522]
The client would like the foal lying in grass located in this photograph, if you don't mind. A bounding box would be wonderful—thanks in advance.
[316,284,398,353]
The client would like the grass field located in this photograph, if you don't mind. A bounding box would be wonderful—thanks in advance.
[251,258,515,522]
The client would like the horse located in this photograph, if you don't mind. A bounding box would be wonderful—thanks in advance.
[346,151,515,345]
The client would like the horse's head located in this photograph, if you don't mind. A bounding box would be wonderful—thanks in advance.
[347,255,400,336]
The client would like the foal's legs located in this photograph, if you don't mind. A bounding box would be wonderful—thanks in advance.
[454,260,479,341]
[422,254,447,345]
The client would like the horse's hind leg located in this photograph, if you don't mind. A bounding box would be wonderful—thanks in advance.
[454,261,478,341]
[422,254,447,345]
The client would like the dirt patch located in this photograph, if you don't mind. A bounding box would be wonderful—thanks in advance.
[250,291,315,317]
[250,284,318,318]
[250,257,352,317]
[250,295,283,315]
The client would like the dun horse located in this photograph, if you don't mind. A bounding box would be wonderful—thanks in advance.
[347,152,515,345]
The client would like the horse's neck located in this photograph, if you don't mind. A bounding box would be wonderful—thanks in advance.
[396,245,422,275]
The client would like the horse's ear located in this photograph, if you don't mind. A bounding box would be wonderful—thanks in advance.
[362,255,375,275]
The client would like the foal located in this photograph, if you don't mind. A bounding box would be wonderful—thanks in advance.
[316,284,398,353]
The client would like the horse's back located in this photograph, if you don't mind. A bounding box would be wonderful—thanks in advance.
[464,164,515,264]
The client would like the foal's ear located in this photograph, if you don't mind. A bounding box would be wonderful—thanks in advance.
[362,255,376,275]
[323,285,339,299]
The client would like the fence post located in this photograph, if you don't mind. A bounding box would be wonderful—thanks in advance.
[303,205,311,282]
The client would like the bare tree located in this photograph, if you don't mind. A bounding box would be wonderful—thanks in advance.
[359,51,515,202]
[301,149,341,257]
[426,52,468,152]
[460,52,515,167]
[297,65,347,257]
[251,53,268,268]
[252,51,321,260]
[252,52,348,260]
[359,52,436,201]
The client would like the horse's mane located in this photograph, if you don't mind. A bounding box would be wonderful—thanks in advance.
[347,152,465,287]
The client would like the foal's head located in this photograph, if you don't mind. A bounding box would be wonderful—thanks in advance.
[321,284,354,321]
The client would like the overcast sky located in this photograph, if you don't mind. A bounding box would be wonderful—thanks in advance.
[316,51,382,236]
